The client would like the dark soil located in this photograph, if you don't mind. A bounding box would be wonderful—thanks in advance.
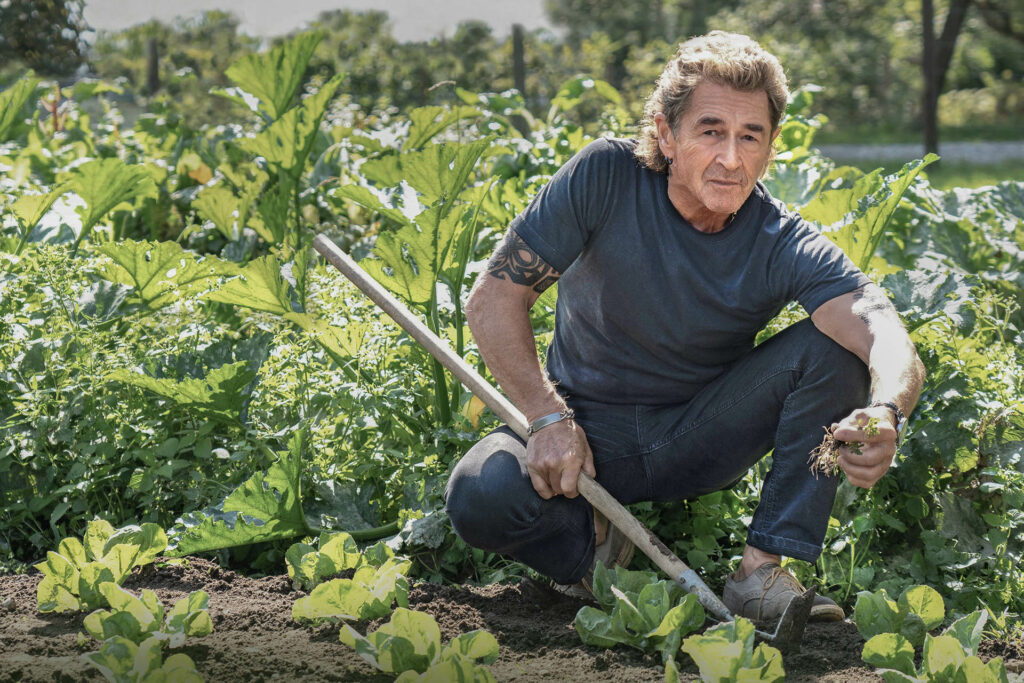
[1,558,1019,682]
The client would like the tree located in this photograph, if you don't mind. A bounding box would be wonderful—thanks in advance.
[921,0,971,155]
[0,0,87,77]
[544,0,738,87]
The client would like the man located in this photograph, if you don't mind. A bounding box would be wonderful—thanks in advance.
[446,31,924,622]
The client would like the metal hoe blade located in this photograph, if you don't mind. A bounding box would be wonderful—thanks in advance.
[753,587,815,654]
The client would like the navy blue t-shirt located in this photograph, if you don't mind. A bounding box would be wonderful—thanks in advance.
[510,137,871,405]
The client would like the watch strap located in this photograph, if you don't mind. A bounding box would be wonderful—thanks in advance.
[870,401,907,443]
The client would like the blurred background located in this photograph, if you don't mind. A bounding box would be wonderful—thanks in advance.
[1,0,1021,184]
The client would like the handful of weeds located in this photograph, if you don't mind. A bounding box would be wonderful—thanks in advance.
[808,417,881,478]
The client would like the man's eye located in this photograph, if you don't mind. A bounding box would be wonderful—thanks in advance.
[703,130,718,136]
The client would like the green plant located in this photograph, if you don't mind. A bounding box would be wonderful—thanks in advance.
[861,610,1009,683]
[36,520,167,613]
[82,583,212,647]
[84,635,203,683]
[339,607,498,682]
[285,530,395,591]
[291,555,411,623]
[679,617,785,683]
[854,585,946,648]
[574,563,705,665]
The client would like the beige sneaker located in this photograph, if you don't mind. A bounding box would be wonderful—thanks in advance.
[551,522,635,599]
[723,563,845,622]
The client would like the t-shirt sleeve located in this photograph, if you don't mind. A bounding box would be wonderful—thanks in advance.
[508,138,618,274]
[768,216,872,314]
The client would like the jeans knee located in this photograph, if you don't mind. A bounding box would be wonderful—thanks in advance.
[795,319,870,402]
[445,436,536,552]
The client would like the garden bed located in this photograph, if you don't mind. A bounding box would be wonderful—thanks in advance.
[6,557,1019,682]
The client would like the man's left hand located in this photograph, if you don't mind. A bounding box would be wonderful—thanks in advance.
[831,405,899,488]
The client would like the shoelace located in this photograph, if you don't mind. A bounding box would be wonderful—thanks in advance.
[756,565,806,620]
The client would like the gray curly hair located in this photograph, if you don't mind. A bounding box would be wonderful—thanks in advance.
[635,31,788,174]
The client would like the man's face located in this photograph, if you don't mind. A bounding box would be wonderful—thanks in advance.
[656,82,778,228]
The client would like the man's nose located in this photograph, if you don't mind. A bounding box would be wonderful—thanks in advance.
[717,137,741,170]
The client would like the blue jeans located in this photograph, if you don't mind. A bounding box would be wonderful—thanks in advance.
[445,319,870,584]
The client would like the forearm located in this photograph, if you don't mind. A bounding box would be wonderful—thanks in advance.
[466,291,563,422]
[866,330,926,417]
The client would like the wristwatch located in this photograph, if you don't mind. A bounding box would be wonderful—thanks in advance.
[870,401,907,445]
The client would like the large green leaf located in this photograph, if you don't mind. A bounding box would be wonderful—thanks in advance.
[360,140,490,207]
[166,431,309,555]
[922,634,967,680]
[802,154,938,271]
[107,361,255,426]
[206,255,294,314]
[65,158,158,252]
[358,203,475,307]
[10,187,67,233]
[851,589,901,643]
[0,75,40,142]
[97,240,236,308]
[944,611,987,656]
[239,75,343,179]
[193,184,242,240]
[897,585,945,632]
[861,633,916,675]
[224,32,323,121]
[882,268,976,334]
[405,105,481,150]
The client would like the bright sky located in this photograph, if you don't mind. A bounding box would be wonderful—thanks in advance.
[82,0,554,42]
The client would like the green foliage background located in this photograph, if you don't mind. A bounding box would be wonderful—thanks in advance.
[0,26,1022,643]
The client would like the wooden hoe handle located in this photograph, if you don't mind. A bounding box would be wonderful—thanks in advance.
[313,234,733,622]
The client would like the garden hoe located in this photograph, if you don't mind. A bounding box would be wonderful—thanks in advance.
[313,234,815,653]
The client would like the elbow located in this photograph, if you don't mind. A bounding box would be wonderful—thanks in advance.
[464,283,488,332]
[913,350,926,386]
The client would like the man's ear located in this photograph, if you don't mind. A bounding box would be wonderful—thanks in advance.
[770,127,781,144]
[654,113,673,155]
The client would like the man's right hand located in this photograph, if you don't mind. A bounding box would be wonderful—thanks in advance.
[525,419,596,499]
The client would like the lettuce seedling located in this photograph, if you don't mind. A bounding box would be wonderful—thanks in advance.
[339,607,498,681]
[36,521,167,613]
[574,563,705,665]
[292,556,411,623]
[84,635,203,683]
[285,531,395,591]
[861,610,1009,682]
[82,583,212,648]
[679,617,785,683]
[854,585,945,647]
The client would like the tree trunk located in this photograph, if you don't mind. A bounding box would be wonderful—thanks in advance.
[512,24,526,96]
[921,0,971,157]
[146,38,159,95]
[922,0,938,155]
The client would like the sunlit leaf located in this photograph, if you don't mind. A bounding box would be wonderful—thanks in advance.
[107,361,255,426]
[166,430,309,555]
[97,239,237,309]
[0,74,40,141]
[239,75,343,179]
[803,154,938,271]
[224,31,324,121]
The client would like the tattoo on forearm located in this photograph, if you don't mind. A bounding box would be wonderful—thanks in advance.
[486,231,560,293]
[852,286,897,327]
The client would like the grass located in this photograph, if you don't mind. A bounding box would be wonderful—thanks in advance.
[815,123,1023,145]
[847,158,1024,190]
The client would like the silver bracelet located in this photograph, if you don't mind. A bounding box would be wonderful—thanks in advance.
[527,408,575,436]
